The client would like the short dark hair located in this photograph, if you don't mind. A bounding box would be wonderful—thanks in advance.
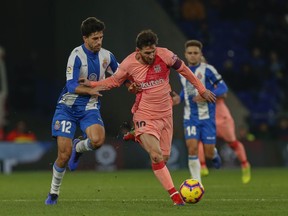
[81,17,105,37]
[136,29,158,49]
[185,40,203,50]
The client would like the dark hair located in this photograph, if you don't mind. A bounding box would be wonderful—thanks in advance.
[185,40,203,50]
[81,17,105,37]
[136,29,158,49]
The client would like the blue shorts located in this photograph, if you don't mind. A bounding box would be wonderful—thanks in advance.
[183,118,216,144]
[51,104,104,139]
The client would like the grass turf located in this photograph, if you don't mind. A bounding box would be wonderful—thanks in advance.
[0,168,287,216]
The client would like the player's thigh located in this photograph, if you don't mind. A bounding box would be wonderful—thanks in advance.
[216,116,236,142]
[159,116,173,156]
[80,109,105,141]
[139,133,161,155]
[134,118,164,157]
[52,106,77,139]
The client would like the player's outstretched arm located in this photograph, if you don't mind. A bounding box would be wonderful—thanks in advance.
[175,60,216,103]
[77,78,110,96]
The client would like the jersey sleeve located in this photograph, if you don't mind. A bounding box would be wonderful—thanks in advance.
[66,53,81,93]
[157,48,178,67]
[90,64,128,88]
[213,80,228,96]
[206,65,228,96]
[108,52,119,73]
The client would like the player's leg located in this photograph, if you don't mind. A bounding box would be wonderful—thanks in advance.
[136,118,184,205]
[139,133,183,205]
[198,141,209,176]
[183,120,201,182]
[74,124,105,151]
[228,140,250,167]
[69,110,105,171]
[229,140,251,183]
[46,107,76,205]
[202,119,221,169]
[160,118,185,205]
[45,136,72,205]
[203,144,221,168]
[186,138,201,182]
[217,116,251,183]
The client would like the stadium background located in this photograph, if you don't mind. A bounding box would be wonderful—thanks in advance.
[0,0,287,173]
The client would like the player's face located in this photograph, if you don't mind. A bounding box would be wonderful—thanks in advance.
[137,45,156,65]
[185,46,202,66]
[83,31,104,53]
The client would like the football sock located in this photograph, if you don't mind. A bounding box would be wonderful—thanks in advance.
[198,142,207,168]
[188,155,201,182]
[50,163,66,195]
[152,161,174,191]
[76,139,93,152]
[168,187,178,196]
[229,140,249,167]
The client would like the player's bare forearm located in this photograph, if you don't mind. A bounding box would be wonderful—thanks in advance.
[75,84,107,96]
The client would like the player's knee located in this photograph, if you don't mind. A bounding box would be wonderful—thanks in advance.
[188,145,198,155]
[150,152,163,163]
[89,135,105,149]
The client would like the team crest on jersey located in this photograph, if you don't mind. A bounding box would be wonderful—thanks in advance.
[153,64,161,73]
[67,66,72,73]
[54,120,60,130]
[102,58,108,69]
[197,73,203,79]
[89,73,98,81]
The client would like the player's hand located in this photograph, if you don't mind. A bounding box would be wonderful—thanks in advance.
[192,94,207,102]
[88,86,109,96]
[200,90,216,103]
[170,91,181,105]
[78,78,91,87]
[128,82,142,94]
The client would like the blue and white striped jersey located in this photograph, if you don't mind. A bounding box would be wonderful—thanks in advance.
[179,62,227,122]
[57,44,118,109]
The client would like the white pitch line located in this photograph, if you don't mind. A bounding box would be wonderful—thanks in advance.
[1,198,288,202]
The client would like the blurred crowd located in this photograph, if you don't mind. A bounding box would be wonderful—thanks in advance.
[158,0,288,140]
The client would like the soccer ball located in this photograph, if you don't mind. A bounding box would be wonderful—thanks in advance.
[179,179,205,204]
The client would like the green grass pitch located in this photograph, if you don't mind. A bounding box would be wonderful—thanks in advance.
[0,168,287,216]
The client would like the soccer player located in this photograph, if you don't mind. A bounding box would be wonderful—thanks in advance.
[45,17,119,205]
[172,40,226,183]
[197,95,251,184]
[79,29,216,205]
